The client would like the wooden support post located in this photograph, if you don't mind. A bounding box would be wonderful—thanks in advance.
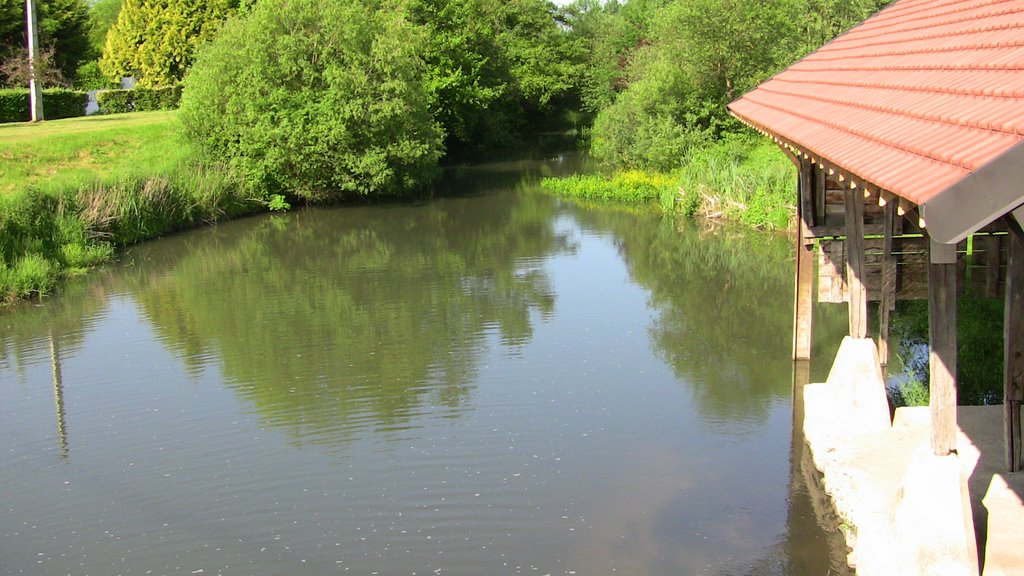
[929,239,958,456]
[1005,224,1023,472]
[845,188,868,339]
[814,164,826,225]
[794,231,815,360]
[879,201,897,367]
[793,160,815,360]
[986,234,1002,298]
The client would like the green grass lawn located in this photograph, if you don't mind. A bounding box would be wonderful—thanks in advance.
[1,110,256,304]
[0,111,183,196]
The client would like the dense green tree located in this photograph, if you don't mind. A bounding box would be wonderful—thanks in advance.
[180,0,443,201]
[588,0,891,171]
[99,0,233,86]
[0,0,21,51]
[483,0,582,114]
[560,0,667,114]
[0,0,90,86]
[409,0,581,152]
[86,0,121,54]
[408,0,509,148]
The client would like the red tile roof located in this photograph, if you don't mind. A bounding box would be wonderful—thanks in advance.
[728,0,1024,209]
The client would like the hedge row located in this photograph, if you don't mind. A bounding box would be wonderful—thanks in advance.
[0,85,184,123]
[0,88,89,123]
[96,85,183,114]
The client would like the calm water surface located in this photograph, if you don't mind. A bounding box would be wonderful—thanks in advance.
[1,155,849,575]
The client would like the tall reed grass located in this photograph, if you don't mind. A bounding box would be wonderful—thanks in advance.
[674,135,794,229]
[541,134,796,230]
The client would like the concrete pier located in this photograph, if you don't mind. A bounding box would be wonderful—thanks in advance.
[802,340,1024,576]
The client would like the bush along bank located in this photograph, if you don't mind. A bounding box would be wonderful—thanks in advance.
[540,135,796,231]
[0,165,258,305]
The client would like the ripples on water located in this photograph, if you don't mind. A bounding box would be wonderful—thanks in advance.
[0,156,850,576]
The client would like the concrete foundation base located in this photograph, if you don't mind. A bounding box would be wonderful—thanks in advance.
[803,338,983,576]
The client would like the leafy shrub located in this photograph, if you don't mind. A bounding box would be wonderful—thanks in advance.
[74,61,117,91]
[890,298,1005,405]
[0,89,24,122]
[96,86,183,114]
[896,376,930,407]
[590,54,703,172]
[179,0,443,202]
[0,88,89,123]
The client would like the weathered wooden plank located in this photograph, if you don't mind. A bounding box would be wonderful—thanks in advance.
[793,164,815,360]
[929,239,958,456]
[799,159,816,229]
[986,234,1003,299]
[814,165,826,226]
[794,233,815,360]
[879,202,897,367]
[1005,225,1023,472]
[806,223,888,239]
[815,234,1008,304]
[845,189,868,338]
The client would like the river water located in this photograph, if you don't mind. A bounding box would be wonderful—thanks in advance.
[1,154,850,575]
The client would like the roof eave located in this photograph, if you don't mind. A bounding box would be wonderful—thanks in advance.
[922,140,1024,244]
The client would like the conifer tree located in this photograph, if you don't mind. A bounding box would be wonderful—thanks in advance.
[99,0,233,86]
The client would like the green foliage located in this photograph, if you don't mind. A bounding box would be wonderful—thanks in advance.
[560,0,668,114]
[409,0,581,152]
[267,194,290,212]
[409,0,509,148]
[96,85,181,113]
[546,133,794,230]
[73,59,115,90]
[676,135,794,229]
[0,0,91,83]
[900,378,931,407]
[891,297,1005,405]
[181,0,443,202]
[0,111,259,303]
[86,0,122,54]
[585,0,890,173]
[0,87,22,120]
[0,87,87,122]
[0,252,58,300]
[957,297,1004,404]
[540,170,675,205]
[591,72,698,171]
[484,0,581,113]
[99,0,234,87]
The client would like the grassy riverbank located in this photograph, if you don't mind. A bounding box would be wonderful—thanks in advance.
[541,135,796,230]
[0,112,257,304]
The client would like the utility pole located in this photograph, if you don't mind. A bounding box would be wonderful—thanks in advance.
[26,0,44,122]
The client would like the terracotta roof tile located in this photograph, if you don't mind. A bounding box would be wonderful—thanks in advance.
[730,0,1024,206]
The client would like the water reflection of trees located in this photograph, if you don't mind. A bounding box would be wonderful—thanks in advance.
[568,208,845,427]
[115,186,571,449]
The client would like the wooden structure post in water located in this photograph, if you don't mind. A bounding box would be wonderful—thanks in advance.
[1005,221,1024,471]
[929,239,958,456]
[844,188,868,339]
[793,160,815,360]
[878,201,897,367]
